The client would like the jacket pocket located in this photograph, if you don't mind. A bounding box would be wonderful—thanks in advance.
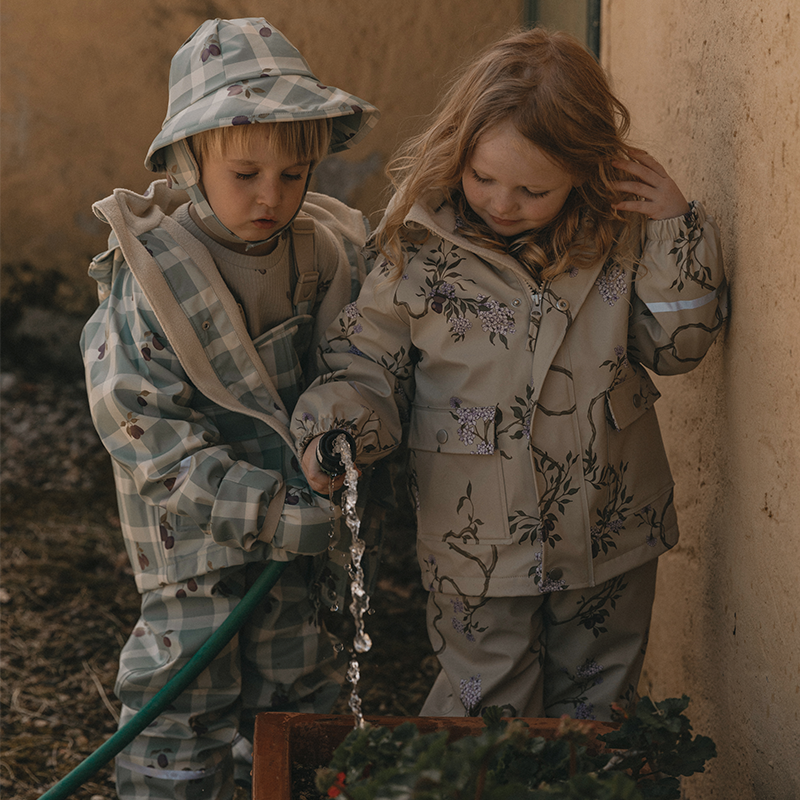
[606,369,661,431]
[408,405,512,544]
[252,315,314,410]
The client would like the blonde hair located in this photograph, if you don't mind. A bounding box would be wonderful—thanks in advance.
[190,118,333,172]
[377,28,636,278]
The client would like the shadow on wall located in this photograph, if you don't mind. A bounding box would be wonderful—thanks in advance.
[312,152,385,208]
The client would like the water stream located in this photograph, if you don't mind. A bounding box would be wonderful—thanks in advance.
[332,434,372,729]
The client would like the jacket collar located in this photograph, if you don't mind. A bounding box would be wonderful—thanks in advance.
[404,192,609,402]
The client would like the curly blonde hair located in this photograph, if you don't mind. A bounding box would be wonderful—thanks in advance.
[377,28,637,279]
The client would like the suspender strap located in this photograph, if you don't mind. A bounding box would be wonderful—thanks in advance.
[291,214,319,313]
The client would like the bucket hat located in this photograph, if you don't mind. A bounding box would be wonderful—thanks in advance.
[144,18,379,246]
[147,17,379,173]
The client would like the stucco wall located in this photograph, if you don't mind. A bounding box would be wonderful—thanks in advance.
[0,0,521,317]
[602,2,800,796]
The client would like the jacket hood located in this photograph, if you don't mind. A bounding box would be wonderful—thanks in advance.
[145,17,379,175]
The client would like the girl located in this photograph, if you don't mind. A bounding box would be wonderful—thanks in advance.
[293,27,726,721]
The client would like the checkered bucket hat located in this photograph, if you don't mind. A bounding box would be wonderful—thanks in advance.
[145,17,380,182]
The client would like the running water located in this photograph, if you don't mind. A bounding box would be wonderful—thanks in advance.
[332,434,372,729]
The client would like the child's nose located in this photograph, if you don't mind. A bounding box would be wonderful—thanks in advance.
[491,189,516,215]
[256,178,282,209]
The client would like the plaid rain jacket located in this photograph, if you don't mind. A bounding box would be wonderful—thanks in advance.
[81,17,380,595]
[81,183,371,593]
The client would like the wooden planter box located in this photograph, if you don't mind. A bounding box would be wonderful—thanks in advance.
[252,712,617,799]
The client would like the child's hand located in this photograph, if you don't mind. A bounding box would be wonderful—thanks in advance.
[301,434,347,494]
[611,149,690,220]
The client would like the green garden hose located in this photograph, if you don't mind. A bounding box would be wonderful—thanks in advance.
[39,559,289,800]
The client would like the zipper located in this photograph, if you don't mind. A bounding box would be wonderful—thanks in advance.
[531,288,542,319]
[520,276,544,351]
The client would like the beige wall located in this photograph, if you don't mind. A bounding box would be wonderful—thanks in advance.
[0,0,521,314]
[602,1,800,796]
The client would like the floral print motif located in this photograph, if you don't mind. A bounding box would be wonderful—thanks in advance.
[141,330,165,362]
[476,297,516,339]
[200,36,221,63]
[596,262,628,306]
[575,659,605,684]
[460,674,482,715]
[449,398,496,453]
[448,315,472,339]
[397,240,517,348]
[532,551,568,593]
[227,80,267,99]
[668,202,715,292]
[121,412,144,440]
[450,599,477,642]
[442,483,484,545]
[342,302,363,335]
[634,497,674,550]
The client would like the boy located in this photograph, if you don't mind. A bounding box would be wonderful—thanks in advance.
[80,18,379,799]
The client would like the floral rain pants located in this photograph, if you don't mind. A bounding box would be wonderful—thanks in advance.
[420,559,658,721]
[113,559,346,800]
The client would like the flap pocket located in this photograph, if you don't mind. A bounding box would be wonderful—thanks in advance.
[606,370,661,432]
[408,404,497,455]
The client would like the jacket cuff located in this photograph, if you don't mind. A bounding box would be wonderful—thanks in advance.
[645,200,706,242]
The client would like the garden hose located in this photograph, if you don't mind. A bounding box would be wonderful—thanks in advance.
[39,559,289,800]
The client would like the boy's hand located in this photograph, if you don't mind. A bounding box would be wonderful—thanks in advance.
[611,148,691,220]
[301,434,347,494]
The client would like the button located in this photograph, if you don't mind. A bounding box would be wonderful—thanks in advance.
[549,567,563,580]
[632,394,642,408]
[556,299,570,311]
[512,298,521,306]
[436,429,449,444]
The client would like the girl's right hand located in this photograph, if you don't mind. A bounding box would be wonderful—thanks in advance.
[611,149,691,220]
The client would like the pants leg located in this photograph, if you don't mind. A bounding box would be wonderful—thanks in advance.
[542,559,658,721]
[420,592,547,717]
[114,559,345,800]
[234,560,347,786]
[420,560,658,721]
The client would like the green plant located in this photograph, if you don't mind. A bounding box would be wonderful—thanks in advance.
[315,695,716,800]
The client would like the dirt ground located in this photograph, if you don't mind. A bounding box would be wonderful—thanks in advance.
[0,370,435,799]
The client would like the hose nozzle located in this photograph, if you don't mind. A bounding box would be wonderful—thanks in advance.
[315,430,357,477]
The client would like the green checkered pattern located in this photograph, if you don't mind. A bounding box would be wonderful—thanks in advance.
[114,561,346,799]
[146,17,379,178]
[82,208,340,592]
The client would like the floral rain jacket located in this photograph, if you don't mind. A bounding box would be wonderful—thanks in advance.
[292,193,727,597]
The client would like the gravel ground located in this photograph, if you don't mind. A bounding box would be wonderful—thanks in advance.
[0,370,434,799]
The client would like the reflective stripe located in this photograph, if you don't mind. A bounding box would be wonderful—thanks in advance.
[116,755,214,781]
[644,286,720,314]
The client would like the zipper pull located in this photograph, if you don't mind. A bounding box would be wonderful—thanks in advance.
[531,291,542,318]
